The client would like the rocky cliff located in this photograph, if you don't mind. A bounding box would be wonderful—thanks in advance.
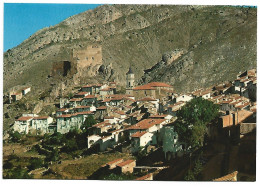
[4,5,257,94]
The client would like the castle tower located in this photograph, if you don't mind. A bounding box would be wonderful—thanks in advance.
[126,67,135,95]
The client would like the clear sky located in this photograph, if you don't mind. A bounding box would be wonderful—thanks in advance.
[3,3,101,52]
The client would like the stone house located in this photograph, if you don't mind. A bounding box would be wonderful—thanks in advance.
[116,160,136,174]
[13,116,34,134]
[10,92,23,102]
[133,85,156,99]
[104,116,119,124]
[69,98,83,108]
[92,121,112,134]
[74,91,89,98]
[174,94,193,103]
[81,95,97,106]
[106,158,124,169]
[56,108,70,116]
[74,105,96,112]
[130,131,154,153]
[98,135,116,152]
[148,114,173,123]
[167,101,185,117]
[100,87,114,96]
[56,114,73,134]
[126,119,167,141]
[219,110,253,128]
[82,84,107,95]
[87,135,101,149]
[31,116,53,134]
[96,106,107,115]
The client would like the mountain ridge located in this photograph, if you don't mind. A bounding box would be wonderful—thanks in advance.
[3,5,257,94]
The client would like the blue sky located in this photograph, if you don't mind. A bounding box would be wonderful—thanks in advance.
[4,3,101,52]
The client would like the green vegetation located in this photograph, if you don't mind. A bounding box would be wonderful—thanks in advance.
[4,165,32,179]
[184,160,204,181]
[102,173,136,180]
[9,131,22,143]
[82,115,96,130]
[28,158,44,171]
[175,97,219,149]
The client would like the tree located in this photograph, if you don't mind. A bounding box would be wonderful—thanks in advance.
[28,158,43,171]
[175,97,219,149]
[82,115,96,130]
[63,139,78,153]
[184,169,195,181]
[9,131,22,143]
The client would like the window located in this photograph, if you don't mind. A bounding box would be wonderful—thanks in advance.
[129,82,131,87]
[92,57,94,60]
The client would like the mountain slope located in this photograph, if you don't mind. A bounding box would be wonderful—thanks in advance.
[3,5,257,94]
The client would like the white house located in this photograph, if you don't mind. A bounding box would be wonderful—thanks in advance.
[31,116,53,134]
[22,87,31,95]
[13,116,33,134]
[81,95,97,106]
[104,116,119,124]
[126,118,167,138]
[56,114,73,134]
[56,108,70,116]
[130,131,154,153]
[99,135,116,152]
[174,94,193,103]
[69,98,83,108]
[74,105,96,112]
[87,135,101,149]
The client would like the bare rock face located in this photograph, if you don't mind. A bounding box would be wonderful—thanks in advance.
[3,5,257,94]
[33,101,44,114]
[162,49,186,65]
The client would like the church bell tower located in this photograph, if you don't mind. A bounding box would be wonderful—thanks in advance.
[126,67,135,95]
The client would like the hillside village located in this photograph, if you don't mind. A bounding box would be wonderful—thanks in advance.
[4,65,256,180]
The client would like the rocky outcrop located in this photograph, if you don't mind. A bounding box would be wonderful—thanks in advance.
[3,5,256,94]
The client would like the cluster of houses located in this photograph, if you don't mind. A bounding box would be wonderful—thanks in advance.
[13,68,256,161]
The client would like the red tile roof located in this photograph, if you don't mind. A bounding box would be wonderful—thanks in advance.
[92,120,110,128]
[137,97,157,102]
[149,114,167,118]
[131,131,148,138]
[75,92,89,95]
[106,158,124,166]
[115,111,126,115]
[127,119,166,130]
[57,114,72,118]
[16,116,33,121]
[57,108,69,112]
[84,95,96,99]
[69,98,83,102]
[146,82,172,88]
[82,84,93,88]
[97,106,107,110]
[76,111,94,115]
[74,106,91,109]
[100,87,112,91]
[133,85,155,90]
[33,116,49,120]
[135,173,153,180]
[104,116,115,119]
[116,160,135,167]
